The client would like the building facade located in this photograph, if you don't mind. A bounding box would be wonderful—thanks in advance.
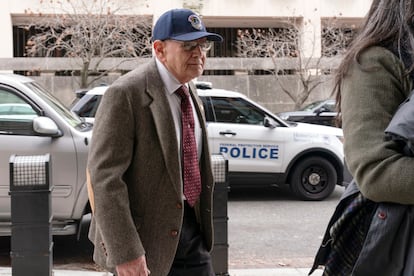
[0,0,372,111]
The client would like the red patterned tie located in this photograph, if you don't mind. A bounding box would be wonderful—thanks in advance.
[176,85,202,207]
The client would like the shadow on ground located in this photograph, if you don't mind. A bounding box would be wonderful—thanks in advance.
[0,223,101,271]
[228,185,299,202]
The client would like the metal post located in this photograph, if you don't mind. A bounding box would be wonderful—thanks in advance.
[210,154,229,276]
[9,154,53,276]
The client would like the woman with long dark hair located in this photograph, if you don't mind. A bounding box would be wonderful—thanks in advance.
[336,0,414,204]
[310,1,414,275]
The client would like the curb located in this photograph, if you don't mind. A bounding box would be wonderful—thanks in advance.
[229,268,321,275]
[0,267,322,276]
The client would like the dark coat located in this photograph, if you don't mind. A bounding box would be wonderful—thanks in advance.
[385,89,414,156]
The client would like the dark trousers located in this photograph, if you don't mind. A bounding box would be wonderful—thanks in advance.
[168,201,214,276]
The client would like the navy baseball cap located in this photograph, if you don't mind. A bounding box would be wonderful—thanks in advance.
[152,9,223,42]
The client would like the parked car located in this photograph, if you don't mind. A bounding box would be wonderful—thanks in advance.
[0,73,92,236]
[72,84,346,200]
[278,99,338,127]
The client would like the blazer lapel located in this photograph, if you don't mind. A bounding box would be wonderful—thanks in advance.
[145,61,182,197]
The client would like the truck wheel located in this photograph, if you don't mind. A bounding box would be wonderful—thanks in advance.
[289,157,337,201]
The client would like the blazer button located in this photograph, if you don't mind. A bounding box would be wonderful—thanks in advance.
[171,230,179,237]
[176,202,183,209]
[378,211,387,220]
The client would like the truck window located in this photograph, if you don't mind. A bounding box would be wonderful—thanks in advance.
[0,89,38,135]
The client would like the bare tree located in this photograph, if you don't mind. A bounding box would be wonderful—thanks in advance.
[23,0,152,88]
[235,18,355,109]
[321,23,356,57]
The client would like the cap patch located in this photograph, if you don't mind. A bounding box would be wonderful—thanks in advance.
[188,14,203,30]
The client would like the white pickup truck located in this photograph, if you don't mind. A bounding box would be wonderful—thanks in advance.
[0,74,92,236]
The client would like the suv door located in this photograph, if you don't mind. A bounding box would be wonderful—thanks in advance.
[201,95,288,175]
[0,86,78,222]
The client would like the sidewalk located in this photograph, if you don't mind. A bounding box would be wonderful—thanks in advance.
[0,267,322,276]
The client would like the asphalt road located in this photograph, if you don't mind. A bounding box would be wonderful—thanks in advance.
[0,185,344,271]
[227,185,344,269]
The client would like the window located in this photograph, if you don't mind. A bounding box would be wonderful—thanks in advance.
[210,97,265,125]
[321,26,356,57]
[0,89,38,135]
[75,95,103,118]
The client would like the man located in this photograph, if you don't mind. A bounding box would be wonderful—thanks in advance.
[86,8,223,276]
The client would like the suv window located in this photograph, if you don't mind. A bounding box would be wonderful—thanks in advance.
[207,97,266,125]
[0,89,38,135]
[75,95,103,118]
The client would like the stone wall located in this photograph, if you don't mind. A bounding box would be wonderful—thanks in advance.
[198,74,335,113]
[0,57,340,113]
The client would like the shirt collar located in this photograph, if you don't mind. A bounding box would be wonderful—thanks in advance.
[155,58,187,96]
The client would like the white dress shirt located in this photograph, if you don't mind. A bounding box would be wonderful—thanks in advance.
[155,58,202,162]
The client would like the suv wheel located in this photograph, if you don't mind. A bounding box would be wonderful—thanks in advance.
[289,157,337,201]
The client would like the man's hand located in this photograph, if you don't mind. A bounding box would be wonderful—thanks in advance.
[115,255,150,276]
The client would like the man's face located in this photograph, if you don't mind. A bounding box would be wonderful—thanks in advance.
[154,38,210,84]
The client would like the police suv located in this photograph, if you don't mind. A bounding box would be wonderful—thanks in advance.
[198,86,344,201]
[72,84,346,201]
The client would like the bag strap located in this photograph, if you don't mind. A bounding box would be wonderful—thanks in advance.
[308,180,361,274]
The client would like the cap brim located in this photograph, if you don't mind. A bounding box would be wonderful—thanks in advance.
[171,31,223,42]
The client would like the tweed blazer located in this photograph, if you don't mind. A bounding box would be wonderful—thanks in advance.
[87,58,215,275]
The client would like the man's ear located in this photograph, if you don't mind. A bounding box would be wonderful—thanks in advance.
[153,40,165,59]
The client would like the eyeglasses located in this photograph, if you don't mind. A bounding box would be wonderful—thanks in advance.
[179,41,213,52]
